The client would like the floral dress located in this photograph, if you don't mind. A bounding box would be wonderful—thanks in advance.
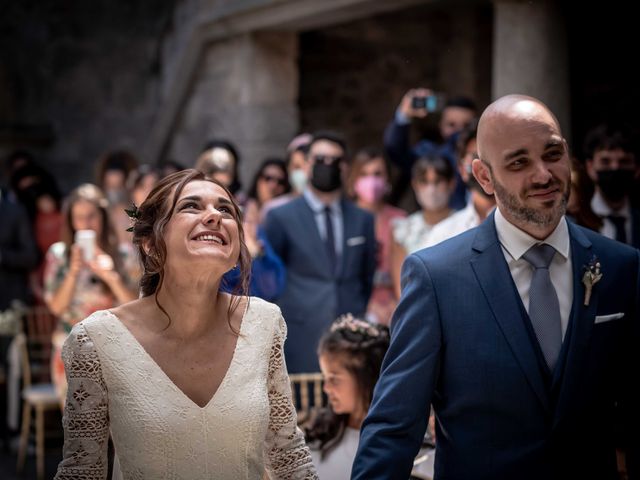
[44,241,139,404]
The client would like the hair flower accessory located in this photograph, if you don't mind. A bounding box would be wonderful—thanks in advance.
[331,313,380,337]
[124,203,140,232]
[582,255,603,306]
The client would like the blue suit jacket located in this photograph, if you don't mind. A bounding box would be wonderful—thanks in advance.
[352,213,639,480]
[264,195,376,373]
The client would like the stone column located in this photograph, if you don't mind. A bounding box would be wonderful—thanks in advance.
[492,0,571,137]
[167,31,299,185]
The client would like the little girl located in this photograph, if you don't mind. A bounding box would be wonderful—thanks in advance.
[305,314,390,479]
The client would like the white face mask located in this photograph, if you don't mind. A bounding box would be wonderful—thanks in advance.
[416,184,449,211]
[289,169,308,193]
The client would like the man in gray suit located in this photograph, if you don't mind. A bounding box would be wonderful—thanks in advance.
[264,131,376,373]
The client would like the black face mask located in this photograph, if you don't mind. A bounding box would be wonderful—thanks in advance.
[311,162,342,192]
[597,169,634,203]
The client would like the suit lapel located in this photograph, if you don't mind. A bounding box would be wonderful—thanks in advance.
[552,223,598,427]
[470,214,550,412]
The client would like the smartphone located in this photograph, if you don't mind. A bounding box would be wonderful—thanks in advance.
[75,230,96,261]
[412,93,445,113]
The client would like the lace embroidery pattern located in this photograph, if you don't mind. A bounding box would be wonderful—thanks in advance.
[265,316,318,479]
[55,324,109,480]
[54,299,317,480]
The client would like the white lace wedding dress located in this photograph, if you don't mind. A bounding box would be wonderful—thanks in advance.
[54,297,317,479]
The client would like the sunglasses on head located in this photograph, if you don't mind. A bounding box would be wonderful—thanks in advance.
[260,174,286,186]
[312,154,344,164]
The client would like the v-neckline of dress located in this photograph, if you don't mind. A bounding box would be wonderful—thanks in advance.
[103,301,250,410]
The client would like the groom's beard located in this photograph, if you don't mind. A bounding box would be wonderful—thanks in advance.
[490,172,569,228]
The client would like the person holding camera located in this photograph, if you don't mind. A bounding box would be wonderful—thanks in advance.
[43,183,138,405]
[384,88,477,210]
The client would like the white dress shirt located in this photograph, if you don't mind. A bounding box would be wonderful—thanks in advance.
[424,200,488,248]
[494,208,573,339]
[590,190,632,242]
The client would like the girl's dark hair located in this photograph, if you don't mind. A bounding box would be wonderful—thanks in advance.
[305,315,390,459]
[246,158,291,205]
[61,183,124,275]
[412,154,455,182]
[130,169,251,330]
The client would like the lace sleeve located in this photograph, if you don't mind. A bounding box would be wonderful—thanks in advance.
[54,323,110,480]
[264,314,318,479]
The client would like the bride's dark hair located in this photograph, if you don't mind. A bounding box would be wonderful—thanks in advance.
[130,168,251,329]
[305,315,390,459]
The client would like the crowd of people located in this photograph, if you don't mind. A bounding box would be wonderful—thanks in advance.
[0,90,638,479]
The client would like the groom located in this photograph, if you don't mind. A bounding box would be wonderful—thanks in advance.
[352,95,639,480]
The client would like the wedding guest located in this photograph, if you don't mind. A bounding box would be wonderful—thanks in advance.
[55,169,317,479]
[346,148,406,325]
[44,184,138,405]
[261,133,312,222]
[246,158,291,217]
[389,155,455,299]
[422,121,496,248]
[263,131,376,373]
[196,140,246,204]
[306,314,390,479]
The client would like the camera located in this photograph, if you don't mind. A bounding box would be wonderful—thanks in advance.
[411,93,444,113]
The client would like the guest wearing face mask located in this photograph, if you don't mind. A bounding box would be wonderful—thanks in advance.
[584,124,640,247]
[423,122,496,248]
[390,155,455,299]
[346,148,406,325]
[264,131,377,374]
[260,133,312,223]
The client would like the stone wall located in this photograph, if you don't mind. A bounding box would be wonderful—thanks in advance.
[165,31,299,185]
[298,3,493,153]
[0,1,175,191]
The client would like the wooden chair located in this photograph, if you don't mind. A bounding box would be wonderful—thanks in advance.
[289,372,325,425]
[15,306,60,480]
[22,306,57,383]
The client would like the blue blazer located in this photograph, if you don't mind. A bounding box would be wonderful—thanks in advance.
[352,213,639,480]
[264,195,376,373]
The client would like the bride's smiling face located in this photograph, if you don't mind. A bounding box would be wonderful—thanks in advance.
[163,180,241,274]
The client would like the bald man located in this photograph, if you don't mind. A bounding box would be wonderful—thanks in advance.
[352,95,638,480]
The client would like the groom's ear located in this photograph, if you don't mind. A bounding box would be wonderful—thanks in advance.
[472,158,494,195]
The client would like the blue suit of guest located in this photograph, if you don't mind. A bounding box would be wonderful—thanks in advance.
[264,192,376,373]
[352,95,639,480]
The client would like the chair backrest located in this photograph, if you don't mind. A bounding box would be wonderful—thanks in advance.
[289,372,325,424]
[21,306,58,384]
[14,332,31,388]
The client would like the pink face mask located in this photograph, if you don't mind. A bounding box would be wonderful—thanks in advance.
[354,175,387,204]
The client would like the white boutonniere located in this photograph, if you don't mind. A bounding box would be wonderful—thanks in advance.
[582,255,603,307]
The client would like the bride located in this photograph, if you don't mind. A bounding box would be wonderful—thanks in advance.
[55,169,317,479]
